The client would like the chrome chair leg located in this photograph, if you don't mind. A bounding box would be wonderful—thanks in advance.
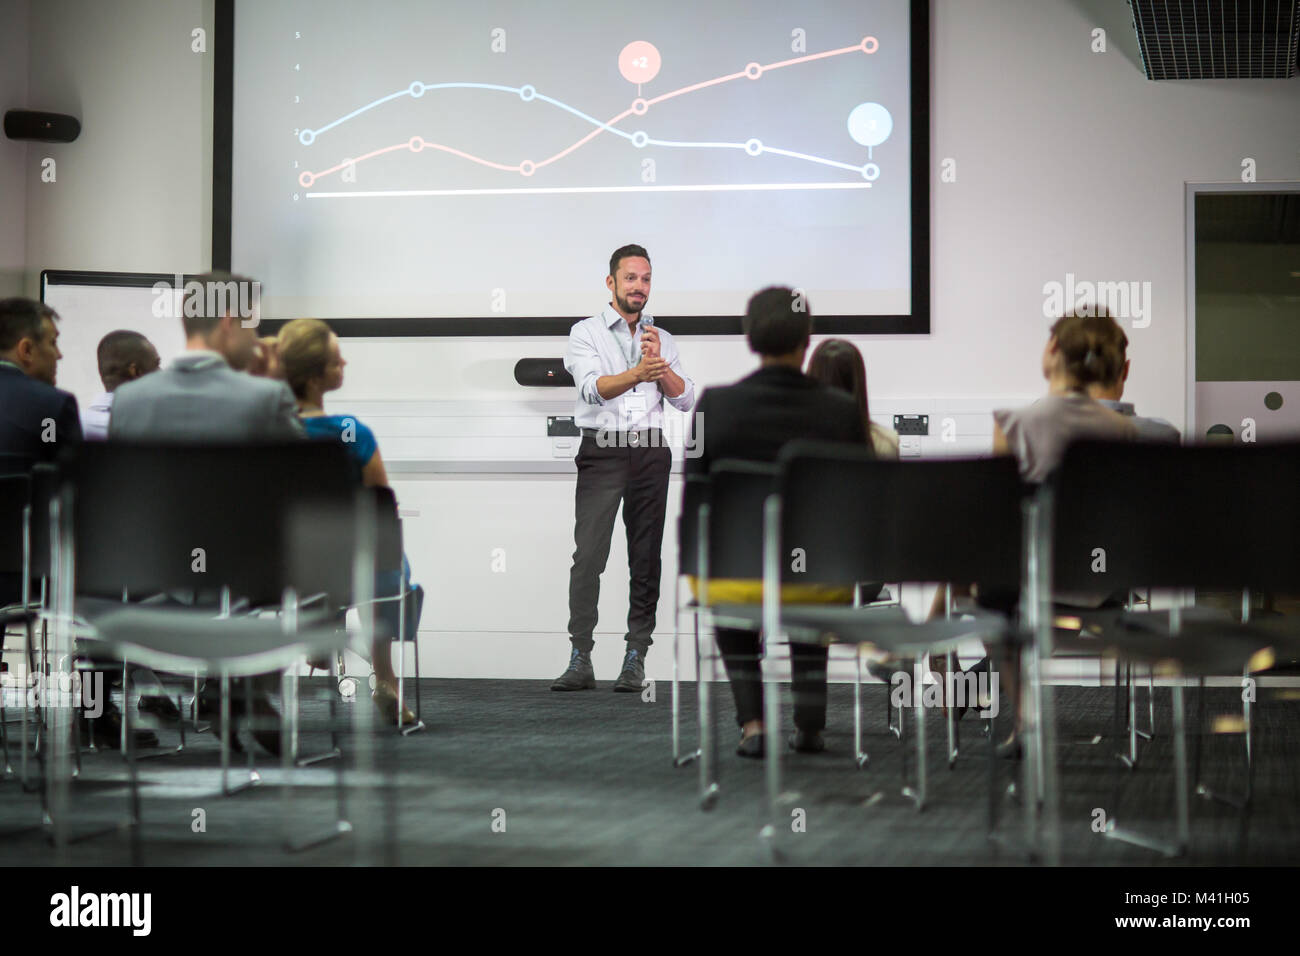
[697,625,718,810]
[671,605,701,768]
[853,653,868,769]
[901,660,927,811]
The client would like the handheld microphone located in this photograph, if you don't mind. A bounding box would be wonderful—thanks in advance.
[637,315,654,364]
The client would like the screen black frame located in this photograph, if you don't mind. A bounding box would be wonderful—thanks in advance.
[213,0,930,337]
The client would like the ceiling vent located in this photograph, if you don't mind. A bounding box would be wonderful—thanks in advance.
[1128,0,1299,78]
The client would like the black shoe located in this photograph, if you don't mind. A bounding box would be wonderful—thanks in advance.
[248,695,282,758]
[612,646,646,693]
[138,693,182,722]
[736,732,765,759]
[788,729,826,754]
[550,647,596,691]
[82,702,159,750]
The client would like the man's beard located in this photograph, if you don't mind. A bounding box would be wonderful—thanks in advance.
[616,292,646,316]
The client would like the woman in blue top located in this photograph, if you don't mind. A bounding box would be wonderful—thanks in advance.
[278,318,421,725]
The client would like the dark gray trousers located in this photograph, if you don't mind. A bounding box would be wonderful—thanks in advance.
[566,432,671,653]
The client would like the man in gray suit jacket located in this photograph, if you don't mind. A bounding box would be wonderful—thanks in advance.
[110,272,301,441]
[109,272,300,756]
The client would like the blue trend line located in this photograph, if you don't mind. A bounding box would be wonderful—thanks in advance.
[301,82,641,146]
[299,81,873,178]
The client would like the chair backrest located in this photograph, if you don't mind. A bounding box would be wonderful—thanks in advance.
[677,474,709,577]
[705,460,778,580]
[0,453,34,478]
[68,441,356,602]
[775,440,1025,590]
[1051,440,1300,592]
[0,473,30,577]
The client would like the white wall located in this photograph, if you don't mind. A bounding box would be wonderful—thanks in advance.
[14,0,1300,680]
[0,0,30,296]
[22,0,212,290]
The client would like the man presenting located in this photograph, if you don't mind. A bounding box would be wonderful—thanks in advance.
[554,245,695,692]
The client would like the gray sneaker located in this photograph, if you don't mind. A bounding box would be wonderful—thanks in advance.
[612,647,646,693]
[551,646,596,691]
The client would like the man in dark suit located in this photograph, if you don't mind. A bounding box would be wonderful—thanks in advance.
[0,298,82,465]
[1,297,81,602]
[687,287,867,758]
[0,299,161,747]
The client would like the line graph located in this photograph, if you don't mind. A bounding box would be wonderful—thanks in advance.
[295,37,889,192]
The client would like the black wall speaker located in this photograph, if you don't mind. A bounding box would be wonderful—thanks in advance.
[3,110,81,143]
[514,358,574,387]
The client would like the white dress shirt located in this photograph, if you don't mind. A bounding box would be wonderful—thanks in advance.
[81,391,114,441]
[564,306,696,431]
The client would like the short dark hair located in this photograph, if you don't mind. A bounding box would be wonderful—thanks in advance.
[96,330,157,391]
[609,244,650,277]
[181,271,259,338]
[0,298,56,352]
[743,286,811,356]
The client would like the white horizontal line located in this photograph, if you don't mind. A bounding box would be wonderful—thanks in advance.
[305,181,873,198]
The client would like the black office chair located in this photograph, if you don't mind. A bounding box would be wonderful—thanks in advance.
[740,443,1023,844]
[46,441,368,857]
[1034,439,1300,858]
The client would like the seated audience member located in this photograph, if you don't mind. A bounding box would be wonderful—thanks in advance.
[81,331,161,440]
[971,313,1139,757]
[0,300,158,745]
[277,318,424,726]
[1082,312,1180,443]
[0,297,80,601]
[109,272,301,441]
[687,288,867,758]
[807,338,900,459]
[0,298,82,464]
[110,273,301,755]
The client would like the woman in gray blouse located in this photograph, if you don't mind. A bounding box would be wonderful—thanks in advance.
[957,314,1138,757]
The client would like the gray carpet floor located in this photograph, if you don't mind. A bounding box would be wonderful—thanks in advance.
[1,678,1296,866]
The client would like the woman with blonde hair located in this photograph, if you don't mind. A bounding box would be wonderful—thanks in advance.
[277,318,422,725]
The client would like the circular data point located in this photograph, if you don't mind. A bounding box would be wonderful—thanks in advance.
[631,130,649,148]
[745,62,763,79]
[861,163,880,181]
[299,129,316,146]
[744,138,763,156]
[519,84,536,101]
[409,81,426,97]
[847,102,893,147]
[619,41,662,84]
[408,136,424,152]
[861,36,879,54]
[519,160,536,176]
[631,98,649,115]
[298,171,314,188]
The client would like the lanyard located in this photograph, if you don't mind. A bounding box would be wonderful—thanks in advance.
[605,319,644,372]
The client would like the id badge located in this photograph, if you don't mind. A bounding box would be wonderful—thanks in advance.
[622,390,648,427]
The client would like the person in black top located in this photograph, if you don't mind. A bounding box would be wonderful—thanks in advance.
[687,287,867,757]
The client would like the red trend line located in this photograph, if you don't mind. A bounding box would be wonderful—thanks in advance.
[300,39,874,187]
